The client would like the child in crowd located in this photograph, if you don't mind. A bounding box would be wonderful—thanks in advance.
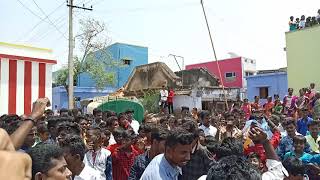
[299,15,306,29]
[284,135,312,164]
[289,16,296,31]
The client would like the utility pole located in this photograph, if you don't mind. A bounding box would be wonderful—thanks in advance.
[168,54,184,87]
[66,0,92,109]
[200,0,229,110]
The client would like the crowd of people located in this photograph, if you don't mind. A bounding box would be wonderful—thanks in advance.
[288,9,320,31]
[0,82,320,179]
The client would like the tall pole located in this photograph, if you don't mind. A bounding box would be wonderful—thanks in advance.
[66,1,93,109]
[68,0,74,109]
[200,0,229,110]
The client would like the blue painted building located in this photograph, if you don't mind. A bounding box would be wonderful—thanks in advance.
[53,43,148,108]
[78,43,148,88]
[246,71,288,103]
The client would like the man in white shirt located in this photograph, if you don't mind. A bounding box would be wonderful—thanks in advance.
[199,111,217,137]
[159,85,168,113]
[125,109,140,134]
[61,134,102,180]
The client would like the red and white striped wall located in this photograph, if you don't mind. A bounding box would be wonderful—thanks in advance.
[0,42,57,115]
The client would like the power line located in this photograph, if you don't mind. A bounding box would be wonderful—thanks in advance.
[31,0,68,39]
[15,2,66,42]
[16,0,46,20]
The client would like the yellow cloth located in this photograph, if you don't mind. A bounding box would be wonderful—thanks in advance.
[305,135,320,153]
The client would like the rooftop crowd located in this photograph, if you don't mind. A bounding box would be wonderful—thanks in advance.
[0,82,320,180]
[288,9,320,31]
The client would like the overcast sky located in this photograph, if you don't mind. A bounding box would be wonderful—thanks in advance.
[1,0,319,71]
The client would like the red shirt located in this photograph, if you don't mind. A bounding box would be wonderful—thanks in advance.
[167,90,174,103]
[111,145,140,180]
[244,131,281,164]
[251,102,261,112]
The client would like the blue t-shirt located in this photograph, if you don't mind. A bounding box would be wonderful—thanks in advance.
[297,117,313,136]
[284,151,312,164]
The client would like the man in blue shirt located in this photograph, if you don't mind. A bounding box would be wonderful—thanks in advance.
[140,127,194,180]
[297,108,313,136]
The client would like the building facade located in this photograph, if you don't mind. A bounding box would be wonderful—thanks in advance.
[0,42,56,115]
[53,43,148,109]
[246,71,288,103]
[186,57,256,98]
[286,26,320,93]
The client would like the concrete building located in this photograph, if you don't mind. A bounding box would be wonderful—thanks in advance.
[124,62,240,112]
[53,43,148,109]
[246,69,288,103]
[186,57,256,98]
[286,26,320,93]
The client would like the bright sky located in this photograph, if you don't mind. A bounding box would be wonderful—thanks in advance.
[1,0,319,72]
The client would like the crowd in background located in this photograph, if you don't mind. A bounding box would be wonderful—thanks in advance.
[288,9,320,31]
[0,82,320,179]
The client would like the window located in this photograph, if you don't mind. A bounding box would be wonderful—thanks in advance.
[225,72,236,78]
[245,72,254,77]
[122,59,132,65]
[259,87,269,99]
[225,72,236,82]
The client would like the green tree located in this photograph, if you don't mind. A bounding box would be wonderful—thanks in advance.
[55,18,119,92]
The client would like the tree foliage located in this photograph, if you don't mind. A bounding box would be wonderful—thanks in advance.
[55,18,119,91]
[140,90,160,113]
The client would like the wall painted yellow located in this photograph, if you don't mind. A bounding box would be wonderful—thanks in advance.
[286,26,320,94]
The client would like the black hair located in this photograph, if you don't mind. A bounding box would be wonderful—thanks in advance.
[60,134,86,161]
[216,137,243,159]
[122,129,136,139]
[224,113,235,121]
[113,127,125,138]
[283,157,305,176]
[27,144,64,180]
[165,127,194,148]
[138,123,153,134]
[206,155,261,180]
[205,135,216,144]
[86,127,102,139]
[106,116,119,128]
[0,114,21,135]
[60,108,68,113]
[71,108,81,117]
[283,118,296,127]
[151,126,169,142]
[308,120,319,128]
[159,117,168,125]
[93,108,102,116]
[74,115,87,124]
[293,135,306,144]
[37,123,48,134]
[200,111,210,120]
[180,120,199,139]
[103,129,111,136]
[57,121,81,136]
[44,109,54,116]
[206,141,220,154]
